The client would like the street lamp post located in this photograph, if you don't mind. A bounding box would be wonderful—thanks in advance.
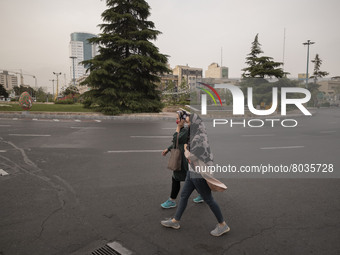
[53,72,61,101]
[70,56,77,85]
[302,40,315,86]
[49,79,55,100]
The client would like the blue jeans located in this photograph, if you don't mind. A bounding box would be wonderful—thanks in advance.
[174,171,224,223]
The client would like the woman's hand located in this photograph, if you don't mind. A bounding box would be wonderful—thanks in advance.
[162,148,169,156]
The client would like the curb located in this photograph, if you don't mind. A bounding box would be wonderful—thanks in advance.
[0,111,177,121]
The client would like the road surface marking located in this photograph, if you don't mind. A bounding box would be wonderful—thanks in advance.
[74,119,81,122]
[242,134,275,137]
[261,146,304,150]
[70,127,105,129]
[0,169,9,176]
[130,136,172,138]
[162,128,176,130]
[12,118,18,120]
[0,125,11,127]
[53,119,60,122]
[9,134,51,137]
[0,150,7,153]
[107,150,163,153]
[95,120,101,122]
[320,131,336,134]
[32,118,38,121]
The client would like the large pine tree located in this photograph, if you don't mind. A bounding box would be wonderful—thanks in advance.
[81,0,170,114]
[242,34,286,78]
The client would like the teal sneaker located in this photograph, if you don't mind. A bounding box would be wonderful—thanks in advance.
[193,195,204,203]
[161,199,177,209]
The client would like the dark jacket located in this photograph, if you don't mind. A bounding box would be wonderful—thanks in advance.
[167,127,189,181]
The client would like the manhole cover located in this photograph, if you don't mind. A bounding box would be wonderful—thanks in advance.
[91,245,120,255]
[92,242,132,255]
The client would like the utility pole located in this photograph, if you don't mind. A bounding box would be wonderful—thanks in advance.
[70,56,77,85]
[53,72,61,101]
[221,47,223,67]
[49,79,55,100]
[303,40,315,86]
[282,28,286,72]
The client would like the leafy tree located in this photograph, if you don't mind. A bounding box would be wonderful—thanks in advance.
[35,87,48,102]
[310,54,329,83]
[12,85,35,97]
[161,78,189,106]
[178,78,189,105]
[81,0,170,115]
[242,34,286,78]
[62,85,79,97]
[162,80,177,105]
[0,84,9,98]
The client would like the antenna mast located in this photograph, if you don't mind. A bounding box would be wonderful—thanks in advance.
[283,28,286,71]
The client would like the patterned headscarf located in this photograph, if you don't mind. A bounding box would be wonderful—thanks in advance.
[189,113,214,166]
[176,110,190,121]
[187,114,227,191]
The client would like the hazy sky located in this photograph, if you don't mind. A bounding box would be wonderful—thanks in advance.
[1,0,339,92]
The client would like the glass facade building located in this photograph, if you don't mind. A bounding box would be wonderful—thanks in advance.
[69,32,98,82]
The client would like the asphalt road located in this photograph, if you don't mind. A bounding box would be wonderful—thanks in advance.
[0,108,339,255]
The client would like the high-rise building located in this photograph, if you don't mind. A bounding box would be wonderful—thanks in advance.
[69,32,98,83]
[0,71,18,91]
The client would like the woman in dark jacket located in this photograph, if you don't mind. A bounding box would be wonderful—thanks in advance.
[161,111,188,208]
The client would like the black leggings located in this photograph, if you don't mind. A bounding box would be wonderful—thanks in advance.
[170,177,181,199]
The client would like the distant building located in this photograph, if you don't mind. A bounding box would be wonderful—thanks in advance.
[159,73,178,91]
[0,71,18,91]
[205,63,229,79]
[318,77,340,98]
[298,73,307,81]
[173,65,202,89]
[69,32,99,83]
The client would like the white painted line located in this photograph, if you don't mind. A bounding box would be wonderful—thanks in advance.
[130,136,172,138]
[74,119,81,122]
[0,125,11,127]
[162,128,175,130]
[95,120,101,122]
[242,134,275,137]
[107,241,132,255]
[0,169,9,176]
[320,131,336,134]
[261,146,304,150]
[107,150,163,153]
[53,119,60,122]
[70,127,105,129]
[0,150,7,153]
[8,134,51,137]
[32,118,38,121]
[13,118,18,120]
